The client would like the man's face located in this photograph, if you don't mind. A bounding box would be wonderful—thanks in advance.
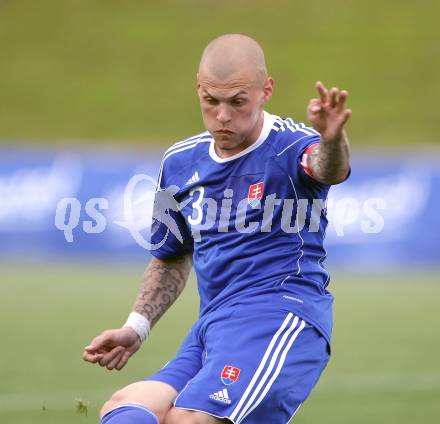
[197,70,273,152]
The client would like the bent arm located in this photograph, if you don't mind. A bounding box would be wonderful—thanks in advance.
[132,254,193,327]
[306,130,350,185]
[306,81,352,185]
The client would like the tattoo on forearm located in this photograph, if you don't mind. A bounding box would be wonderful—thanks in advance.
[133,255,192,327]
[307,132,350,184]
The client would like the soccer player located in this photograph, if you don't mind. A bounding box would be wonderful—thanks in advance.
[83,33,351,424]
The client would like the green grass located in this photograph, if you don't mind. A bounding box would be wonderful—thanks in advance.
[0,0,439,147]
[0,264,439,423]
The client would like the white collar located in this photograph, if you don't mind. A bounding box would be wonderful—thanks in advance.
[208,111,275,163]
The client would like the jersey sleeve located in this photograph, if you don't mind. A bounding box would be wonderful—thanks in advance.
[278,130,330,188]
[148,159,194,260]
[298,139,351,186]
[280,129,349,188]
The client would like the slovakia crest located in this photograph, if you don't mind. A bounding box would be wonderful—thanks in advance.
[248,182,264,208]
[221,365,241,385]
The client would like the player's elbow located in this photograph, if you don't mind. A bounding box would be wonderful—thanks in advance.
[315,166,350,185]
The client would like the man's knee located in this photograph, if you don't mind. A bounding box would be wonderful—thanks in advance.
[100,388,126,417]
[100,381,177,422]
[165,407,226,424]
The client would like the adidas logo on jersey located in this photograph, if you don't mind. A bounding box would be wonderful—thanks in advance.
[209,388,231,404]
[185,171,200,186]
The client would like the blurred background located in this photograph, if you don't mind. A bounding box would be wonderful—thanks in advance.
[0,1,439,423]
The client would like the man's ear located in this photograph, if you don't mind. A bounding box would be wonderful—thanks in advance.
[263,77,274,102]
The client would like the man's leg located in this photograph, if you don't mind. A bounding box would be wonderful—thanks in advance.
[100,381,177,424]
[100,322,204,424]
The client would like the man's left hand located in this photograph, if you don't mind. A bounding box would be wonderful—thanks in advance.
[307,81,352,143]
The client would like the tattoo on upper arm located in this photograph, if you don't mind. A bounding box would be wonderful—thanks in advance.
[133,255,192,326]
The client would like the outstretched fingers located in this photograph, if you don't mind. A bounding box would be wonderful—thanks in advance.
[341,108,352,127]
[311,81,352,140]
[317,82,349,111]
[329,87,339,108]
[316,81,328,105]
[338,90,348,110]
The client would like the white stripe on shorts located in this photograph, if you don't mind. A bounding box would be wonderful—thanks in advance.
[237,319,306,423]
[230,313,304,422]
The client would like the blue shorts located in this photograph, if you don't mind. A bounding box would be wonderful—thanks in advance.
[146,307,329,424]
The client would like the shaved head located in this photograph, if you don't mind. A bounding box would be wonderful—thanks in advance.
[198,34,268,86]
[196,34,274,159]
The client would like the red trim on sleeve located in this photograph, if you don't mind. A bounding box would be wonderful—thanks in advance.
[300,143,319,178]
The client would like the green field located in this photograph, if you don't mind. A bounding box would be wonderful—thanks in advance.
[0,263,439,423]
[0,0,439,147]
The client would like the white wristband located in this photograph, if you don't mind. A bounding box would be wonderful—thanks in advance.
[123,312,151,343]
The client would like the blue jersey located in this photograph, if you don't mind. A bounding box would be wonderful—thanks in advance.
[150,111,338,345]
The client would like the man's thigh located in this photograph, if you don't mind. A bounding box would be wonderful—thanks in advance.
[172,308,330,424]
[146,322,204,393]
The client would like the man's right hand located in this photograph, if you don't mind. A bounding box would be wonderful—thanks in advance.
[83,327,142,371]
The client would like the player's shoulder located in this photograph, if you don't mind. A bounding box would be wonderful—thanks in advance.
[269,113,321,156]
[162,131,211,167]
[158,131,212,187]
[163,131,212,161]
